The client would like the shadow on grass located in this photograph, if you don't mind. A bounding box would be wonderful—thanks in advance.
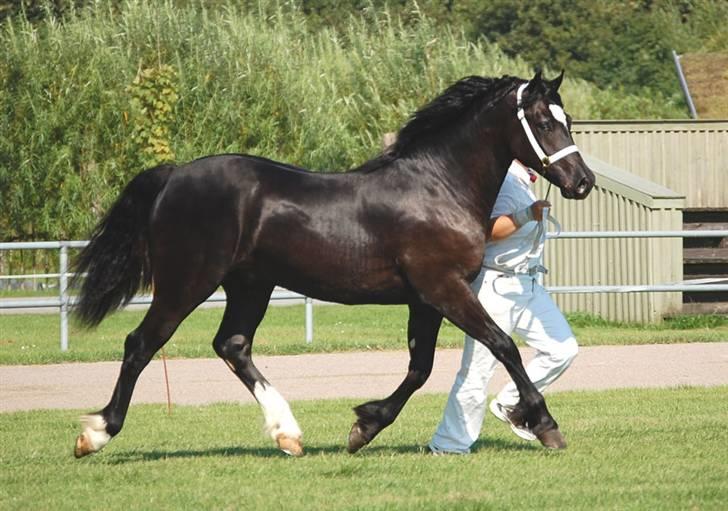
[102,436,539,464]
[470,436,543,453]
[103,444,415,463]
[104,445,312,463]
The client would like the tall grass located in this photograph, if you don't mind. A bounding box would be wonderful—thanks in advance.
[0,0,687,246]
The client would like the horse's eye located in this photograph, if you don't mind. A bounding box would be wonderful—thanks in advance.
[537,121,551,131]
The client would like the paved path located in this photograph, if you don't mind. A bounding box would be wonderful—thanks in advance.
[1,343,727,412]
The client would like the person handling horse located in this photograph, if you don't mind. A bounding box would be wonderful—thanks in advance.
[429,158,579,454]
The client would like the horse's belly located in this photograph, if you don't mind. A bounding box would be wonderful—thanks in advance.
[285,281,408,305]
[258,249,407,305]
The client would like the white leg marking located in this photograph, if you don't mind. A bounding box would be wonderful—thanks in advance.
[253,382,302,442]
[79,414,111,452]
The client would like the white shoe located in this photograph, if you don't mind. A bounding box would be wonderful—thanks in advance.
[489,400,537,442]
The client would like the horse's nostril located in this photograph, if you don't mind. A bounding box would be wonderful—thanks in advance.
[576,177,589,194]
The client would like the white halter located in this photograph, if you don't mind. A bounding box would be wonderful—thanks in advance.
[516,83,579,167]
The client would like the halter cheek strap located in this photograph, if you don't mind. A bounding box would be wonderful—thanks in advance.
[516,83,579,167]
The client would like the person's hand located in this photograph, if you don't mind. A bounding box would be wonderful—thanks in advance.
[530,200,552,222]
[512,200,552,227]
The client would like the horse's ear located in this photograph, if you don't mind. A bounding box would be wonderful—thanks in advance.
[530,68,543,86]
[525,68,544,94]
[549,70,565,92]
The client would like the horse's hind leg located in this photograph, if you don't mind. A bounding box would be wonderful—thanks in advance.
[74,261,223,458]
[212,275,303,456]
[74,296,203,457]
[348,301,442,453]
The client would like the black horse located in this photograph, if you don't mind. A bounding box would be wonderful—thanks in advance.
[72,71,594,458]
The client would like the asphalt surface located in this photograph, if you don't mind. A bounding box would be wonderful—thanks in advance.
[1,343,727,412]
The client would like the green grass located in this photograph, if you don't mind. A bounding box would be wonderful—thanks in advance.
[0,288,60,298]
[1,387,726,510]
[1,305,727,365]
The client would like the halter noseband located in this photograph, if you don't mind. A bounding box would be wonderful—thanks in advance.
[516,83,579,168]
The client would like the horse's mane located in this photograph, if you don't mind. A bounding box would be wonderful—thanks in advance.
[351,75,524,173]
[394,75,522,153]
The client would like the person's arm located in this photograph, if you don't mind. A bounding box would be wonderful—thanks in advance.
[488,200,551,241]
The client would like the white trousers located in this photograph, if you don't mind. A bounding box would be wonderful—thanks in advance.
[430,268,578,453]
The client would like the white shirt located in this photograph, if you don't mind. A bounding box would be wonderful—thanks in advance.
[482,161,546,273]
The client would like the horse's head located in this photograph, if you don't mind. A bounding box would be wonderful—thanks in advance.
[508,71,595,199]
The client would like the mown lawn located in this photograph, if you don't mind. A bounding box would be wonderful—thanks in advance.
[1,387,726,510]
[1,305,727,365]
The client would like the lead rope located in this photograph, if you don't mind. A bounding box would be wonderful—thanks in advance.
[152,279,173,416]
[543,182,561,236]
[161,347,172,416]
[525,180,560,268]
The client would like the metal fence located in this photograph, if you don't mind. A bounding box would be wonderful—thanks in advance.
[1,231,727,351]
[0,241,314,350]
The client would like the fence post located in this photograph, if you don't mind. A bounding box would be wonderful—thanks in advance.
[305,297,313,344]
[59,244,69,352]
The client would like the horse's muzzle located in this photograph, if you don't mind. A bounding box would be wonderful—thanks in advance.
[559,171,595,200]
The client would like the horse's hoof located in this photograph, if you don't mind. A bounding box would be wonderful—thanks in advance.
[537,428,567,449]
[74,433,95,458]
[347,423,369,454]
[74,414,111,458]
[276,434,304,457]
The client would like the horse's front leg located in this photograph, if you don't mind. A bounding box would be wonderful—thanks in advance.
[348,301,442,453]
[414,275,566,449]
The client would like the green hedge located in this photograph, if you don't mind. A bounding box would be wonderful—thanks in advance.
[0,0,688,246]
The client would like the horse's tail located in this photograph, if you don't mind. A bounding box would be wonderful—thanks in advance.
[72,164,175,328]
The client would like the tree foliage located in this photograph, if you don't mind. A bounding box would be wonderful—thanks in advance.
[0,0,719,247]
[471,0,725,99]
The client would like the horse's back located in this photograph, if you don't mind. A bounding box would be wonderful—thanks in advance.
[148,154,408,302]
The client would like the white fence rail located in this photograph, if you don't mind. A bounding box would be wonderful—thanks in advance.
[2,230,727,351]
[544,230,728,294]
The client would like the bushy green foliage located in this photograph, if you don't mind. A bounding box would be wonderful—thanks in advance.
[471,0,727,102]
[474,1,672,95]
[128,64,179,168]
[0,0,689,245]
[656,0,728,53]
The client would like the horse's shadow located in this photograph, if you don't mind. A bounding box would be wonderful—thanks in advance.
[105,446,295,463]
[103,437,539,464]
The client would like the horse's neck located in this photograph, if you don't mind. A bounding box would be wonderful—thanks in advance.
[434,123,513,220]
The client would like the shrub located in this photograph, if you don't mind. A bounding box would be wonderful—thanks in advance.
[0,0,689,245]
